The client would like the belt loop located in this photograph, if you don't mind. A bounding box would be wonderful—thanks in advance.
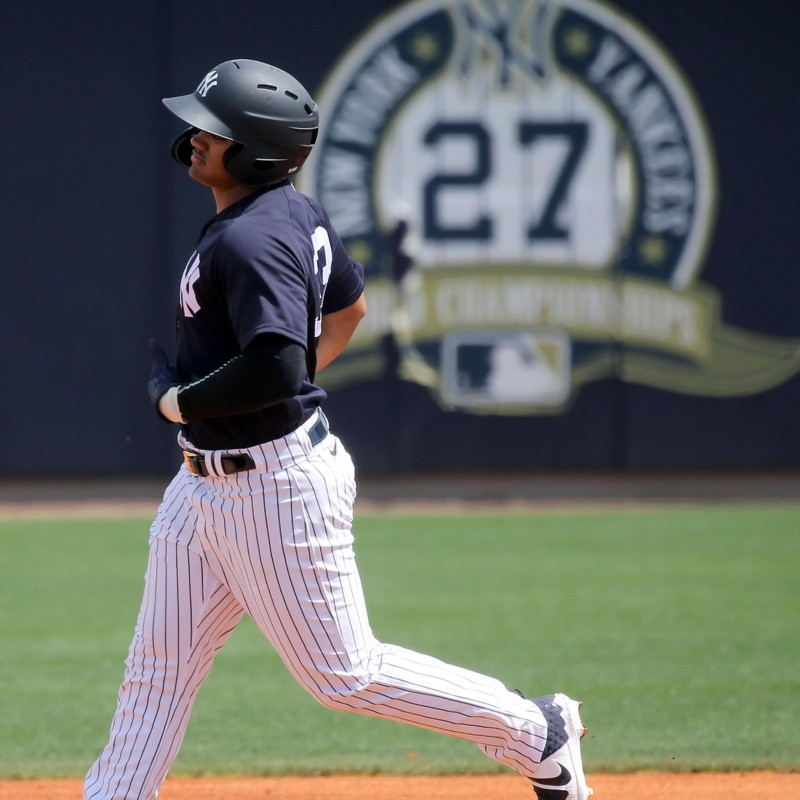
[306,407,320,432]
[204,450,225,478]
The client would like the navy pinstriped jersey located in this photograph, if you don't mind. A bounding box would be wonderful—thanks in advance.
[174,179,364,449]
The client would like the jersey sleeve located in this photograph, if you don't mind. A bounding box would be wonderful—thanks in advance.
[322,222,365,315]
[304,199,365,316]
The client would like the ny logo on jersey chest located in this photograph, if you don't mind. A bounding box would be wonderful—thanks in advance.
[180,252,201,317]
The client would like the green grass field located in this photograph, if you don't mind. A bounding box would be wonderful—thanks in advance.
[0,503,798,778]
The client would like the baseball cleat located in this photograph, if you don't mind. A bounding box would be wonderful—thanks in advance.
[529,693,593,800]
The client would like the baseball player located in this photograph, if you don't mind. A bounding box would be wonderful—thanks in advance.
[84,59,591,800]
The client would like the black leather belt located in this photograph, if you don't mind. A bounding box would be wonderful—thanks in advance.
[183,411,329,478]
[182,451,255,478]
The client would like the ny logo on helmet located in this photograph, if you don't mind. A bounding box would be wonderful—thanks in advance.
[197,70,219,97]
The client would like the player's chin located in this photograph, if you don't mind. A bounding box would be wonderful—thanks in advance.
[188,165,212,185]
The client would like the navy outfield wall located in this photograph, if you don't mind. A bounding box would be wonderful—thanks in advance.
[1,0,798,477]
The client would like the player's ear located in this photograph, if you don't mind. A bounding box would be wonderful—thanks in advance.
[170,127,199,167]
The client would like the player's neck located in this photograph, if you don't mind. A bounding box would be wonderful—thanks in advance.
[212,184,260,213]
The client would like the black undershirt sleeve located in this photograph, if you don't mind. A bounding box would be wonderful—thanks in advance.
[176,333,306,420]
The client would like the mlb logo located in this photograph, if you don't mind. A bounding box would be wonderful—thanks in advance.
[441,330,571,410]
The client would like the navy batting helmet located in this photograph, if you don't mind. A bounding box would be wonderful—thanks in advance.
[163,59,319,187]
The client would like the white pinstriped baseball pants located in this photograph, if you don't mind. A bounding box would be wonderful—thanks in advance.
[85,411,548,799]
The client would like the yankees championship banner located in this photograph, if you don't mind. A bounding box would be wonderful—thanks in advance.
[300,0,800,415]
[3,0,799,476]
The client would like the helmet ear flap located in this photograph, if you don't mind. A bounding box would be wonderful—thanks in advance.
[170,127,199,166]
[224,144,283,188]
[222,141,244,174]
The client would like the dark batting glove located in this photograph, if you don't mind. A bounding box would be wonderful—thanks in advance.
[148,339,183,423]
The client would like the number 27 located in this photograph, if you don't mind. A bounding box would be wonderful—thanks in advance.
[422,120,588,242]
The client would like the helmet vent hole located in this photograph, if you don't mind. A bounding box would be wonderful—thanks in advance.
[258,84,278,92]
[304,104,314,115]
[285,90,298,100]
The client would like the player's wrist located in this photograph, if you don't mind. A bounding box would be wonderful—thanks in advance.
[158,386,187,424]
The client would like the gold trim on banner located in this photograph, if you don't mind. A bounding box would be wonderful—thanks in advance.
[318,269,800,401]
